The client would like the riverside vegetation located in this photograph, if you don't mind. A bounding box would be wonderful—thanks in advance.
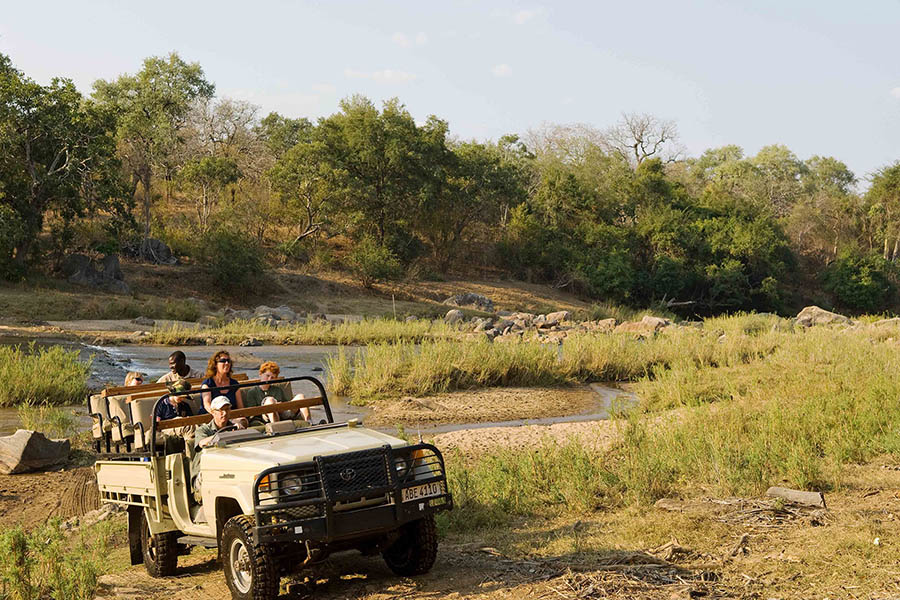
[322,314,900,520]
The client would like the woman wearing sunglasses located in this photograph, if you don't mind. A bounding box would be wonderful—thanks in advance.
[200,350,244,414]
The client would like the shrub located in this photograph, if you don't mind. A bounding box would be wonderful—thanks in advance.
[0,344,90,407]
[0,519,109,600]
[348,236,401,288]
[18,404,77,438]
[199,228,266,292]
[823,253,895,312]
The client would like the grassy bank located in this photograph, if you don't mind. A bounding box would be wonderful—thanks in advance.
[436,317,900,534]
[329,316,783,400]
[0,344,90,407]
[146,317,463,346]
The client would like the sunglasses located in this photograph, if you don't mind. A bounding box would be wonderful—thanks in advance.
[134,377,143,382]
[217,358,232,364]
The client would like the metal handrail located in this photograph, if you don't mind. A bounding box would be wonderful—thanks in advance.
[149,375,333,457]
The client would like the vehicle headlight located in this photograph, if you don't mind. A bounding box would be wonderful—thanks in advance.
[394,457,411,480]
[280,476,304,496]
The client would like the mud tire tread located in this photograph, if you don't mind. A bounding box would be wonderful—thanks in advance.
[141,512,179,577]
[383,515,439,576]
[222,515,279,600]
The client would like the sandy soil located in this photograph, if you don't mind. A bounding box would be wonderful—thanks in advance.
[367,386,602,429]
[0,465,99,529]
[96,541,728,600]
[430,419,620,457]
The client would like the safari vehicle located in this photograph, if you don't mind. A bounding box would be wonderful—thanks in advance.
[90,376,452,600]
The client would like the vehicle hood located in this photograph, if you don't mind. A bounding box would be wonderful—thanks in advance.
[200,425,407,472]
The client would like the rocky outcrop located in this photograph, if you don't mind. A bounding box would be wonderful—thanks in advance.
[615,315,672,334]
[0,430,70,474]
[445,309,465,324]
[140,238,177,265]
[796,306,853,327]
[61,254,130,294]
[443,293,495,313]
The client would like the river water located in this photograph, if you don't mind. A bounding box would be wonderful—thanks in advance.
[0,339,634,435]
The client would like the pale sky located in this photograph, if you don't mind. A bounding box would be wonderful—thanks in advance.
[2,0,899,182]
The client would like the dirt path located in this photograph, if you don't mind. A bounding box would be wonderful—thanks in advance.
[97,542,731,600]
[0,465,99,529]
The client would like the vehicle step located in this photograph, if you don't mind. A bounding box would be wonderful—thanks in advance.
[177,535,217,548]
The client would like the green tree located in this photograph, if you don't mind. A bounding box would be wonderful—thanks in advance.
[256,112,313,159]
[179,156,240,231]
[865,163,900,261]
[418,140,526,269]
[267,138,334,244]
[0,53,125,272]
[316,96,428,246]
[92,52,214,249]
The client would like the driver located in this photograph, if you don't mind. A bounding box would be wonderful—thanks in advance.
[195,396,249,449]
[192,396,249,498]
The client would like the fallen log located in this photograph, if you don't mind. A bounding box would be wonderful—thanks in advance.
[765,486,826,508]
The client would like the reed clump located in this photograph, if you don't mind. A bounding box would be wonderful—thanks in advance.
[0,344,90,407]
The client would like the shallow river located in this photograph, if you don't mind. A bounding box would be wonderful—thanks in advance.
[0,340,634,435]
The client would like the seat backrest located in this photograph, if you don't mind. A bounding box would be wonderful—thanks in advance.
[88,393,110,419]
[107,396,133,431]
[130,398,157,449]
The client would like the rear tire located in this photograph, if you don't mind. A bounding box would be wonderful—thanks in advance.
[222,515,279,600]
[383,515,438,576]
[140,512,179,577]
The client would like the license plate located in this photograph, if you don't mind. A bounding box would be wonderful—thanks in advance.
[401,481,443,503]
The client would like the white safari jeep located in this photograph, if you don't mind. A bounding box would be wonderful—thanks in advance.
[92,376,452,600]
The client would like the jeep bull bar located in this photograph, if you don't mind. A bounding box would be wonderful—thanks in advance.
[252,443,452,545]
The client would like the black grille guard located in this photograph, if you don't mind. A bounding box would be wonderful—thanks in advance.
[251,443,452,544]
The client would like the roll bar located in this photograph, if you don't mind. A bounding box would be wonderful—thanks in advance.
[149,376,333,457]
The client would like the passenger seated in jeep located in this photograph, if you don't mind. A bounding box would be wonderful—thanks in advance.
[155,379,194,421]
[242,361,311,424]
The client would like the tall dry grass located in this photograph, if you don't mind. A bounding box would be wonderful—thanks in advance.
[434,316,900,530]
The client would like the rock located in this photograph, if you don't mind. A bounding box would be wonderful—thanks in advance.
[473,318,494,332]
[63,503,124,531]
[308,313,328,323]
[616,315,672,334]
[197,315,219,327]
[131,316,155,327]
[445,309,465,324]
[223,308,253,323]
[140,238,177,265]
[62,253,131,294]
[510,312,536,325]
[443,293,495,313]
[872,317,900,328]
[254,305,275,317]
[495,319,514,333]
[272,305,297,322]
[186,296,208,309]
[796,306,853,327]
[204,337,215,346]
[544,311,572,326]
[404,316,418,322]
[239,337,262,347]
[593,318,617,332]
[0,430,70,474]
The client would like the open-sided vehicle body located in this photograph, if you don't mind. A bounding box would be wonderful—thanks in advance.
[92,376,452,600]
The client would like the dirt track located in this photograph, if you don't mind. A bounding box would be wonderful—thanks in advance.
[96,541,729,600]
[0,465,99,529]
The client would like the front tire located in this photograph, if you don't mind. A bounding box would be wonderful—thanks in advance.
[140,511,179,577]
[382,515,438,576]
[222,515,279,600]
